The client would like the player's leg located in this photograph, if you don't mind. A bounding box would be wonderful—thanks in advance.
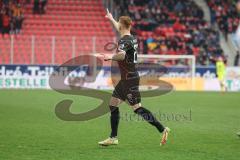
[220,80,227,92]
[220,81,227,92]
[125,78,170,145]
[130,103,170,146]
[109,97,123,138]
[98,81,124,146]
[218,75,227,92]
[98,97,123,146]
[125,78,166,134]
[131,103,165,133]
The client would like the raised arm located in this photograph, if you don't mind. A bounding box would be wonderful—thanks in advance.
[105,9,120,32]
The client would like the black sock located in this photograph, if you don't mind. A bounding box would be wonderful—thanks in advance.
[134,107,165,133]
[110,106,120,138]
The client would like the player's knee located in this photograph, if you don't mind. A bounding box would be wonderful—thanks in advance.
[131,103,141,111]
[109,97,122,106]
[133,106,144,114]
[109,105,119,115]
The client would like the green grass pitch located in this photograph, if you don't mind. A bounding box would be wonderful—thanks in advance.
[0,90,239,160]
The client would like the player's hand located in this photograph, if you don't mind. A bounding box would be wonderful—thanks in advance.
[105,8,113,20]
[100,54,112,61]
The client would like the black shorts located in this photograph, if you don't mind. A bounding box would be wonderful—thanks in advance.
[112,78,141,106]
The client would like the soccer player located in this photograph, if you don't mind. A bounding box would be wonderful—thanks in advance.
[216,56,227,92]
[210,56,227,92]
[98,9,170,146]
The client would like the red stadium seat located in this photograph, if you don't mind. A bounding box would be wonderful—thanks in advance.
[0,0,115,64]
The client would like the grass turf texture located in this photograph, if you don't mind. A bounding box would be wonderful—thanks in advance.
[0,90,239,160]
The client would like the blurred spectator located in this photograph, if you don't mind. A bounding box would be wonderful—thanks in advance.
[25,0,31,4]
[1,11,10,37]
[33,0,39,14]
[0,0,24,36]
[34,0,47,14]
[40,0,47,14]
[234,51,240,66]
[2,0,9,5]
[12,3,24,33]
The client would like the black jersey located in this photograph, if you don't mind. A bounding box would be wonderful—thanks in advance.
[117,35,139,80]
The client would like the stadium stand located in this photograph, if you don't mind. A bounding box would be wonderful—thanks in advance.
[1,0,231,66]
[0,0,115,64]
[114,0,225,65]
